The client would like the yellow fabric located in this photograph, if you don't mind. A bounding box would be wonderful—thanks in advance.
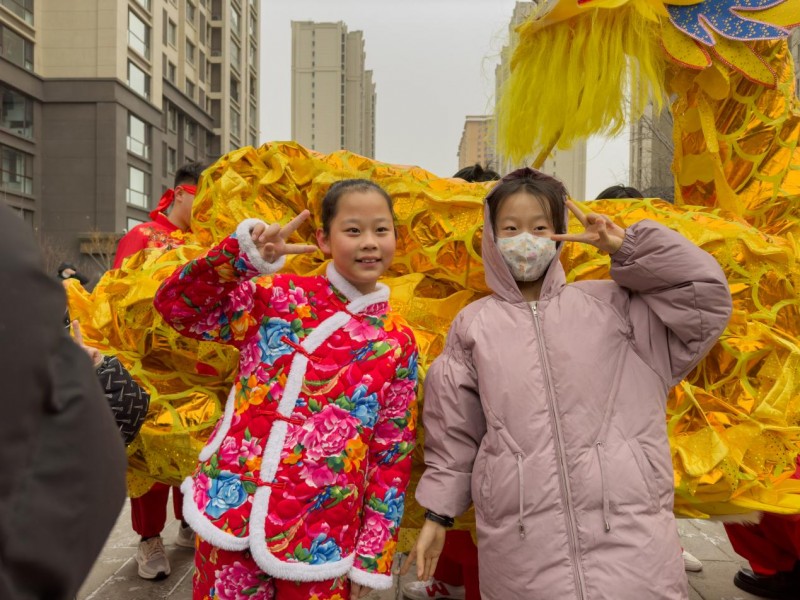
[497,0,667,160]
[68,144,800,540]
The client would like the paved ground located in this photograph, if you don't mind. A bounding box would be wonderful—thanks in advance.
[79,501,764,599]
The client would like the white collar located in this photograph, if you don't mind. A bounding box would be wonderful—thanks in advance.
[325,262,390,313]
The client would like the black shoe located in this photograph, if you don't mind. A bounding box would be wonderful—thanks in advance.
[733,567,799,599]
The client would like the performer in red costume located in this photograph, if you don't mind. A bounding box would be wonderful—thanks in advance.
[725,457,800,600]
[114,161,205,580]
[113,162,203,269]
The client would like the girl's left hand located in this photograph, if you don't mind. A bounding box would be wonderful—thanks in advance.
[551,200,626,255]
[350,582,372,599]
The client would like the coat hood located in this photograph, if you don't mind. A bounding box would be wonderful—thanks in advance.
[481,167,569,304]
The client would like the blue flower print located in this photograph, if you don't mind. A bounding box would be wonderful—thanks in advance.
[205,472,248,519]
[308,533,342,564]
[382,488,405,526]
[350,384,380,429]
[406,351,419,381]
[259,318,298,365]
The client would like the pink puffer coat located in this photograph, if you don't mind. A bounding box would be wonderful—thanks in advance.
[416,171,732,600]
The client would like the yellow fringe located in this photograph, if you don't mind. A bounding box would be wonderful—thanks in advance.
[497,0,667,162]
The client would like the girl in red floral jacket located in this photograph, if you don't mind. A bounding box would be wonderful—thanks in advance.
[154,179,418,600]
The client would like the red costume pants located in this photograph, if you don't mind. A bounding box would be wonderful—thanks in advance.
[724,457,800,576]
[131,483,185,538]
[434,530,480,600]
[194,538,350,600]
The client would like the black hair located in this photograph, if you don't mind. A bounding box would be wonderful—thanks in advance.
[453,164,501,183]
[320,179,395,234]
[595,184,642,200]
[174,161,205,188]
[486,177,568,235]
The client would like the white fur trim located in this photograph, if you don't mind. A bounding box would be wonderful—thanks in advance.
[249,487,356,581]
[276,354,309,416]
[180,477,250,551]
[236,218,287,274]
[349,566,394,590]
[300,311,351,354]
[258,420,289,484]
[198,385,236,462]
[326,263,390,309]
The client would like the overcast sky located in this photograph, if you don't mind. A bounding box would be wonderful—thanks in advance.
[259,0,630,198]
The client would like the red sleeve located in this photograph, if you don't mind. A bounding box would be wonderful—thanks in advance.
[113,227,149,269]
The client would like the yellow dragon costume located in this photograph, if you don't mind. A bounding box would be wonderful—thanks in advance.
[67,0,800,545]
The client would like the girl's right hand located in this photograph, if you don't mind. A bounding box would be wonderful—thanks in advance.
[400,520,446,581]
[251,210,317,263]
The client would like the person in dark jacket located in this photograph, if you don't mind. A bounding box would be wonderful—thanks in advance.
[0,204,127,600]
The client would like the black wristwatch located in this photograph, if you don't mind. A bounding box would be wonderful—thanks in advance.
[424,509,455,528]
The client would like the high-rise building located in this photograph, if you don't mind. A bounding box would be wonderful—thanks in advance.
[494,1,587,199]
[0,0,259,266]
[457,115,495,171]
[291,21,376,158]
[628,102,674,200]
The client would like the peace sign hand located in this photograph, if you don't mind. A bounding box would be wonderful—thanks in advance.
[251,210,318,263]
[551,200,626,255]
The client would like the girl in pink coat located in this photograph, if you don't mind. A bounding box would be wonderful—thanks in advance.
[155,180,418,600]
[406,168,732,599]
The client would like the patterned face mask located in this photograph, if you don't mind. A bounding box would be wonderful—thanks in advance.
[496,232,557,282]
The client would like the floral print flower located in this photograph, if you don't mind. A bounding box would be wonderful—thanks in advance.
[291,404,360,461]
[214,561,273,600]
[259,318,298,365]
[205,472,249,519]
[350,385,380,428]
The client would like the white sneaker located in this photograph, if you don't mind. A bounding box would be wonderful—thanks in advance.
[136,536,171,580]
[403,579,466,600]
[175,522,195,549]
[682,549,703,572]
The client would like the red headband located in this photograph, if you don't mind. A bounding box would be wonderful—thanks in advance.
[149,184,198,220]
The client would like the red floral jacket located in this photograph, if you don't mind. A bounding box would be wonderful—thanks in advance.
[154,219,418,589]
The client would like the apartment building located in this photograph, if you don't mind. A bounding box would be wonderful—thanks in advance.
[291,21,375,157]
[0,0,258,265]
[457,115,495,171]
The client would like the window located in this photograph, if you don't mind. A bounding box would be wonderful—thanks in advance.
[127,61,150,99]
[185,119,197,145]
[185,79,195,99]
[249,129,257,148]
[249,12,256,37]
[230,39,240,69]
[187,1,196,25]
[230,75,239,104]
[128,10,150,59]
[133,0,151,11]
[167,19,177,46]
[0,144,33,195]
[167,146,177,175]
[249,74,257,99]
[0,84,33,138]
[1,0,33,24]
[168,104,178,132]
[126,216,145,231]
[0,24,33,71]
[167,61,176,83]
[127,112,150,159]
[249,100,256,124]
[248,41,256,65]
[126,165,150,208]
[230,106,240,139]
[230,5,240,33]
[186,40,195,64]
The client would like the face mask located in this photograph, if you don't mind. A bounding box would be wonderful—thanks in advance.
[496,232,557,282]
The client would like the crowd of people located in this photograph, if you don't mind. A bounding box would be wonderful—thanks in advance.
[2,163,798,600]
